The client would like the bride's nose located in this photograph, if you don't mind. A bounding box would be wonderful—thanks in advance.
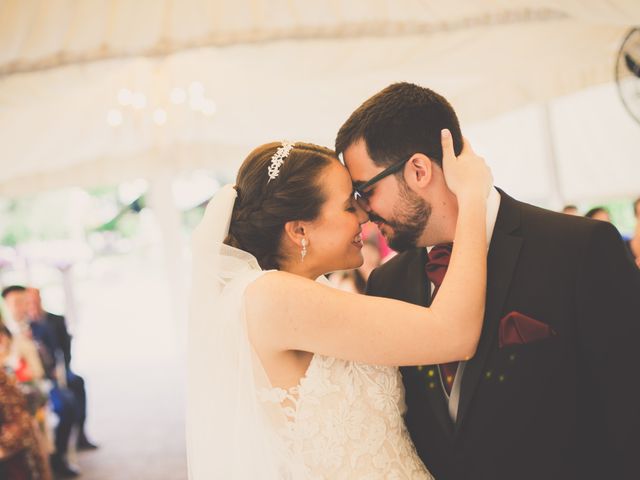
[356,203,369,224]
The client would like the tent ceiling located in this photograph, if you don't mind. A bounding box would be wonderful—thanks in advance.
[0,0,639,199]
[1,0,637,75]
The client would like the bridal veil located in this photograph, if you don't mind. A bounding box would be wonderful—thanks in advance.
[187,184,292,479]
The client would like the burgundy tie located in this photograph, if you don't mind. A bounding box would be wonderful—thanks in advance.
[425,243,458,396]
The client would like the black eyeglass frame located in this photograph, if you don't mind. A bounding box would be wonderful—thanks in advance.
[352,157,410,204]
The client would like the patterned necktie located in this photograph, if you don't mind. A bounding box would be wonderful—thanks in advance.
[425,243,458,396]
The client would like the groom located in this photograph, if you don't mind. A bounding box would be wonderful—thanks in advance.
[335,83,640,480]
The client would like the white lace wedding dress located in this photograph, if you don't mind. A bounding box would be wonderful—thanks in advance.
[258,352,434,479]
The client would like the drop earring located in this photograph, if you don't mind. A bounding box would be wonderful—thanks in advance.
[301,238,308,262]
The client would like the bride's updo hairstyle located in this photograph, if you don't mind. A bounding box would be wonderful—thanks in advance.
[225,142,336,270]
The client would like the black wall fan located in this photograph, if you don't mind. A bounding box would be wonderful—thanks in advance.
[616,27,640,125]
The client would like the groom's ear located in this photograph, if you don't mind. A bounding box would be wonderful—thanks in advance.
[404,154,434,190]
[283,221,307,246]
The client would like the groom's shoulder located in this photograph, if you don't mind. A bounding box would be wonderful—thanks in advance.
[499,189,598,238]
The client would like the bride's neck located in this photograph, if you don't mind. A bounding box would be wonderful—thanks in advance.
[279,260,321,281]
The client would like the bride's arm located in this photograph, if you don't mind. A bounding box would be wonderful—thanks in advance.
[246,132,490,367]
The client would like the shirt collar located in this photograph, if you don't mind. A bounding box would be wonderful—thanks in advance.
[427,186,501,252]
[486,187,501,244]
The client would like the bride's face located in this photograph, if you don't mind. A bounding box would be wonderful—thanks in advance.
[306,161,369,274]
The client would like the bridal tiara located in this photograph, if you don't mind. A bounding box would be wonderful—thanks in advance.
[267,141,295,183]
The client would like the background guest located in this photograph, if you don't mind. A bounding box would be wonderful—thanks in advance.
[330,238,383,294]
[562,204,580,216]
[625,197,640,268]
[585,206,611,222]
[0,319,52,480]
[25,288,98,453]
[2,286,80,478]
[359,239,383,283]
[1,286,46,385]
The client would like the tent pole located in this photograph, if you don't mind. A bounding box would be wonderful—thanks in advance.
[59,263,79,334]
[540,103,565,210]
[148,167,187,347]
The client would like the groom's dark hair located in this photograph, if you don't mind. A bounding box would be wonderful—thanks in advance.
[335,82,463,170]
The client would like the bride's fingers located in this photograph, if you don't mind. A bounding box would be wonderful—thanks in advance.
[461,136,475,155]
[441,129,455,162]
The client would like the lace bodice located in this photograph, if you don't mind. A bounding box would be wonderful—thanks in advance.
[259,355,434,479]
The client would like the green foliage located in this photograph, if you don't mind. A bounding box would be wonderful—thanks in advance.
[0,187,145,246]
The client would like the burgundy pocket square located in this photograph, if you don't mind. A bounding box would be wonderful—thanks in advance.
[498,311,557,348]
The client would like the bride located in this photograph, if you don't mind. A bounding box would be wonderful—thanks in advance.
[187,129,492,479]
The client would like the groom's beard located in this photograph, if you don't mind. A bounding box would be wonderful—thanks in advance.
[372,182,431,252]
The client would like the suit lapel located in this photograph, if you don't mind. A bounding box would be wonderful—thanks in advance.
[455,192,523,433]
[394,249,456,438]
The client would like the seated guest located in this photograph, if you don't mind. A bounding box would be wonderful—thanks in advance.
[585,206,611,222]
[626,197,640,268]
[1,289,45,385]
[0,321,52,480]
[25,288,98,451]
[0,289,48,416]
[562,204,579,216]
[2,286,80,478]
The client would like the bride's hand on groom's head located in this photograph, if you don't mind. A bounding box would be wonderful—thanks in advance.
[441,129,493,202]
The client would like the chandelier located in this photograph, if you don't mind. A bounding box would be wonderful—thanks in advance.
[106,81,217,128]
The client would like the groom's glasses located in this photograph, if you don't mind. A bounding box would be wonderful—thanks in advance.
[352,157,410,208]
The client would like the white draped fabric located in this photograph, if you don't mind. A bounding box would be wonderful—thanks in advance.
[0,0,639,202]
[1,0,639,74]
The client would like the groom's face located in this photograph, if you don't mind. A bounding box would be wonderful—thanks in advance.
[343,140,431,252]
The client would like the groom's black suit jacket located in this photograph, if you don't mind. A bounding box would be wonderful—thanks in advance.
[367,190,640,480]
